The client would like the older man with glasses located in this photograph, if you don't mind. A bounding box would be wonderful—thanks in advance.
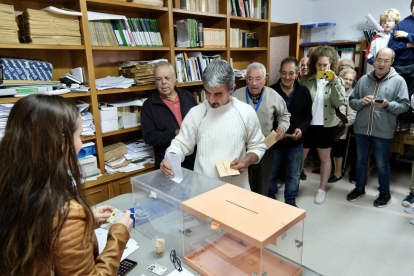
[346,48,409,208]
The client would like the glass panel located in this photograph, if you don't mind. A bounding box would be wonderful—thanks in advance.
[183,210,262,276]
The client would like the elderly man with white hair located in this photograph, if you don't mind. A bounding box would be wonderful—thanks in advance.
[160,59,266,190]
[232,62,290,195]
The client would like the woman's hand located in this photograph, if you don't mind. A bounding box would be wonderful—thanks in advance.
[92,205,114,226]
[114,210,133,233]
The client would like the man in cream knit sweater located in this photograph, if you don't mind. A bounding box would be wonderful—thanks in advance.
[233,62,290,195]
[160,59,266,190]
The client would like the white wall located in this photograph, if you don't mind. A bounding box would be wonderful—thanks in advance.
[271,0,411,41]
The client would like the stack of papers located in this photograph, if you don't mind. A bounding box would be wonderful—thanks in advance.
[95,76,135,90]
[233,69,247,78]
[119,59,167,86]
[94,228,139,261]
[105,139,154,174]
[76,101,95,137]
[0,104,13,141]
[0,4,19,44]
[18,8,82,45]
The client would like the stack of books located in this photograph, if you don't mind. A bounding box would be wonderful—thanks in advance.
[230,28,257,48]
[0,4,19,44]
[176,19,224,48]
[18,9,82,45]
[88,18,163,47]
[230,0,267,19]
[175,0,220,13]
[119,59,167,86]
[129,0,164,6]
[175,52,220,83]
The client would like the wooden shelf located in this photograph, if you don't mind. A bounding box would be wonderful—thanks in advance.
[172,8,227,18]
[0,44,85,50]
[81,135,96,142]
[0,92,91,104]
[176,81,203,87]
[84,162,155,188]
[175,47,227,51]
[86,0,168,13]
[97,86,155,95]
[92,46,170,51]
[101,126,141,137]
[230,47,267,51]
[230,16,268,23]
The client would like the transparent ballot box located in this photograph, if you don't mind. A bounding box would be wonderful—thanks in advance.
[131,168,226,258]
[182,184,306,276]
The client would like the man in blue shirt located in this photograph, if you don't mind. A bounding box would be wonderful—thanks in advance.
[388,0,414,131]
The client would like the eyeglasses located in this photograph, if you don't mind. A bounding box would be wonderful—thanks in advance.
[170,249,182,272]
[340,64,350,68]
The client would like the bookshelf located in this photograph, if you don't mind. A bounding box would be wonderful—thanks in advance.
[299,41,368,80]
[0,0,271,205]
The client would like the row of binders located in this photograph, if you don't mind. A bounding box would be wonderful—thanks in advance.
[89,18,163,47]
[175,52,220,83]
[174,0,220,14]
[230,0,267,19]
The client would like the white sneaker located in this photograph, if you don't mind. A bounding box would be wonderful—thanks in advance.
[405,207,414,214]
[315,189,326,204]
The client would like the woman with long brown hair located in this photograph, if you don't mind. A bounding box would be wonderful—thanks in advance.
[0,94,133,276]
[300,45,346,205]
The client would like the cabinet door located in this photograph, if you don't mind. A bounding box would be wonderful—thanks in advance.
[112,168,155,197]
[85,184,110,206]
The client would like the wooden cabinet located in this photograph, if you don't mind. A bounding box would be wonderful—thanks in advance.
[85,183,110,206]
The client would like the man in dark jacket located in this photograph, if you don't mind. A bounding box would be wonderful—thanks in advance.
[141,61,197,170]
[268,57,313,207]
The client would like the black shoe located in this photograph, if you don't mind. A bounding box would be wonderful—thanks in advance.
[328,174,342,183]
[300,170,307,180]
[288,202,298,208]
[346,188,366,202]
[374,191,391,208]
[402,192,414,207]
[312,168,320,174]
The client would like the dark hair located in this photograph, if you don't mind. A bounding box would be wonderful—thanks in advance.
[411,0,414,12]
[0,95,93,275]
[305,45,339,79]
[280,57,299,72]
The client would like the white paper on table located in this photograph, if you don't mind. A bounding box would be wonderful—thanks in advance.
[166,267,195,276]
[165,153,183,183]
[94,228,139,261]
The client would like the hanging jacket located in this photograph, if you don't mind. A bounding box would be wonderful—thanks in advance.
[349,67,410,139]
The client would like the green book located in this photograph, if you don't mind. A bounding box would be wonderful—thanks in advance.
[16,88,39,93]
[114,20,128,46]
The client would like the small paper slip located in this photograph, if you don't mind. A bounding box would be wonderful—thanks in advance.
[264,130,277,149]
[215,161,240,177]
[167,267,195,276]
[285,134,294,138]
[166,152,183,183]
[147,263,168,275]
[94,228,139,260]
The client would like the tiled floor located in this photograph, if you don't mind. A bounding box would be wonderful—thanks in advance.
[284,161,414,276]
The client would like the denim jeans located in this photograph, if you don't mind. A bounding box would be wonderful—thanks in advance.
[268,144,303,204]
[355,134,392,193]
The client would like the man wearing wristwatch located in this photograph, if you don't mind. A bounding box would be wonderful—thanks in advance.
[346,48,409,208]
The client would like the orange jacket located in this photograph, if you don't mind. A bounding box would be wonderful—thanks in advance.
[39,200,129,276]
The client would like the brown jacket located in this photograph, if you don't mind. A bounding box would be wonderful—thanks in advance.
[40,200,129,276]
